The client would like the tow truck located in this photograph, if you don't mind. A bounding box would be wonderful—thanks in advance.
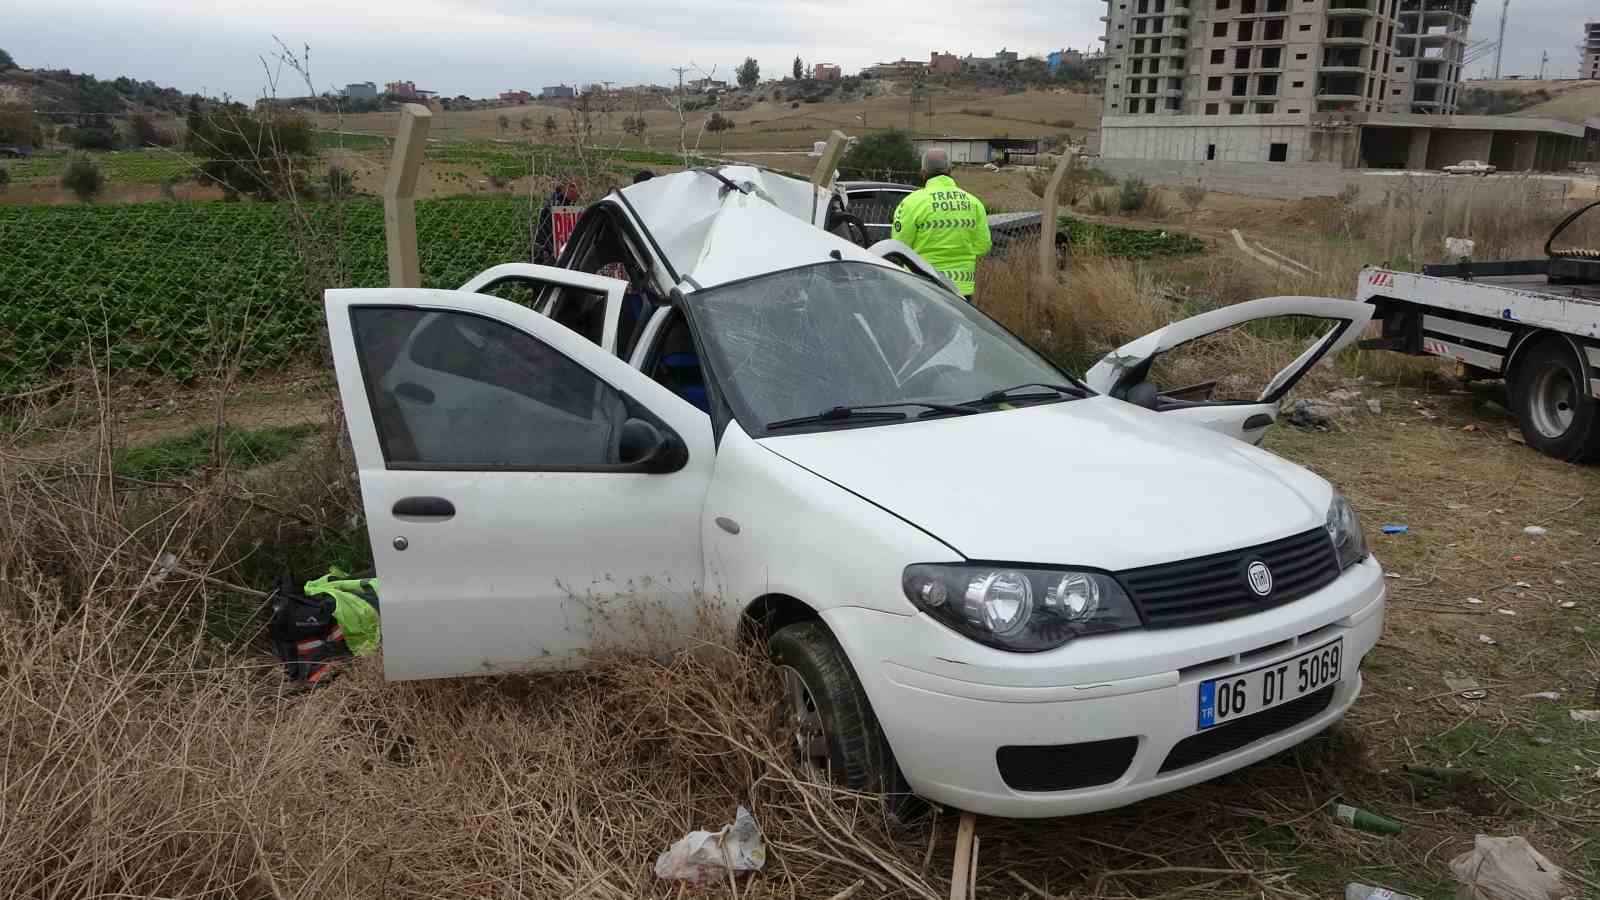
[1356,201,1600,461]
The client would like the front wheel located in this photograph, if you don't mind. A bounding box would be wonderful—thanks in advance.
[1510,336,1600,462]
[769,622,898,794]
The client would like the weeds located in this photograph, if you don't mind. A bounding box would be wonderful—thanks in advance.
[115,422,320,480]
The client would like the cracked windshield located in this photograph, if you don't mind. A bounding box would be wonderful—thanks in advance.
[686,263,1077,430]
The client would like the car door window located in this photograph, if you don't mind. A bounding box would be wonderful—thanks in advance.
[851,190,909,226]
[351,307,627,469]
[1143,315,1339,406]
[547,288,611,346]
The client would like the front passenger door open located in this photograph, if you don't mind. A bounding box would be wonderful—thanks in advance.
[1084,296,1374,443]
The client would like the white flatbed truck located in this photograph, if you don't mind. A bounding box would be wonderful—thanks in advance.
[1355,200,1600,462]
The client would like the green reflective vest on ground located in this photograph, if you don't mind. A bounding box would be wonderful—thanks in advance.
[890,174,992,297]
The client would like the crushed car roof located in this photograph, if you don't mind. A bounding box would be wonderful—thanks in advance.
[613,166,895,290]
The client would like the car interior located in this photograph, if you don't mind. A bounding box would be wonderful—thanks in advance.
[563,210,711,415]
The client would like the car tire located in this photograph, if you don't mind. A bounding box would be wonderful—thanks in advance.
[769,621,900,795]
[1509,335,1600,462]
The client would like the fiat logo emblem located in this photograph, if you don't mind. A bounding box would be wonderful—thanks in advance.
[1247,561,1273,597]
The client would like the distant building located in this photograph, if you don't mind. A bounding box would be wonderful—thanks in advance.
[499,90,533,103]
[961,49,1019,72]
[929,51,961,75]
[864,58,927,79]
[1584,21,1599,81]
[813,63,842,81]
[342,82,377,101]
[541,84,575,100]
[911,136,1040,164]
[690,77,730,93]
[1046,49,1086,75]
[384,81,436,101]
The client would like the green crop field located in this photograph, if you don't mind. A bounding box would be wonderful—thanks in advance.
[4,150,204,184]
[0,197,537,392]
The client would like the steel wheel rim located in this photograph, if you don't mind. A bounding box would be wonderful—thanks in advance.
[1530,365,1577,438]
[777,666,830,776]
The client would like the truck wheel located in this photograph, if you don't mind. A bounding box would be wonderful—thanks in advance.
[1510,336,1600,462]
[769,621,898,795]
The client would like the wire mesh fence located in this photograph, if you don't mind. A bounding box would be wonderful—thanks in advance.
[0,118,730,396]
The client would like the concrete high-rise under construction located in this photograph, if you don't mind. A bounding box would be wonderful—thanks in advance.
[1583,20,1599,81]
[1098,0,1475,119]
[1088,0,1592,178]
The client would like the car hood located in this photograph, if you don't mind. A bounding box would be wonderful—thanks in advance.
[758,398,1331,570]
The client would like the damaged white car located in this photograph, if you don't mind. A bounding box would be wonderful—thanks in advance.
[326,166,1384,818]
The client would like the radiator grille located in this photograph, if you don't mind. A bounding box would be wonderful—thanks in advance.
[1118,528,1341,629]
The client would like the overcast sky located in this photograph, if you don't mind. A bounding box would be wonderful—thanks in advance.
[5,0,1595,101]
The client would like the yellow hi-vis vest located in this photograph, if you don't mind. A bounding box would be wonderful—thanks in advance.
[890,174,992,296]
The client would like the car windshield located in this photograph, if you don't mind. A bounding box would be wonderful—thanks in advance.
[685,262,1082,434]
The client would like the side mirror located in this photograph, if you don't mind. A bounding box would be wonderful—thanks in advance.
[618,417,688,473]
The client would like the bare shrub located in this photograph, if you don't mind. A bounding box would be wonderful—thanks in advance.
[1117,175,1150,214]
[1179,181,1207,213]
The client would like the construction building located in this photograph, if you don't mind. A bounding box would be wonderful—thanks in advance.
[813,63,843,81]
[1583,21,1600,81]
[1091,0,1589,176]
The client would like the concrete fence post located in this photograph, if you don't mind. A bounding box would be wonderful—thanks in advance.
[385,103,433,288]
[811,130,849,191]
[1038,152,1074,288]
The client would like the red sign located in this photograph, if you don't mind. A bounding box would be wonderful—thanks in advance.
[552,207,583,259]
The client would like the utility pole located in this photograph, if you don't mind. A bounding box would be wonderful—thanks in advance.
[1492,0,1510,79]
[1538,50,1548,80]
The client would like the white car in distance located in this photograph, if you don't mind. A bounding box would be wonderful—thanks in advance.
[325,167,1385,818]
[1443,160,1497,176]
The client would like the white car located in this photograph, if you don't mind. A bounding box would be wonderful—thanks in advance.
[1443,160,1496,176]
[325,166,1385,818]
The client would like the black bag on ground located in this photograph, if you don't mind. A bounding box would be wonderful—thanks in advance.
[267,573,351,686]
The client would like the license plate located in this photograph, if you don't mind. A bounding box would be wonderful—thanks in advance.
[1197,639,1343,730]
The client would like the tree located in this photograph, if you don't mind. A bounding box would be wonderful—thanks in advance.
[705,111,736,152]
[622,115,649,145]
[187,105,315,199]
[129,113,173,147]
[0,48,15,71]
[736,57,760,90]
[67,123,121,151]
[61,157,105,201]
[543,115,558,140]
[519,115,532,132]
[496,113,509,135]
[838,129,918,181]
[793,56,803,80]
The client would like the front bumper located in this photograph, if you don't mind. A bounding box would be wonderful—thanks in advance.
[822,558,1386,818]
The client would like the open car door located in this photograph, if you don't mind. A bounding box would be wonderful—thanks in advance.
[326,287,714,680]
[459,263,630,357]
[1083,296,1374,444]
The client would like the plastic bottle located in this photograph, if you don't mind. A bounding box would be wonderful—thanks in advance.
[1333,804,1403,834]
[1345,884,1419,900]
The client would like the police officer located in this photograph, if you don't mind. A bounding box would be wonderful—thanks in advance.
[891,149,991,302]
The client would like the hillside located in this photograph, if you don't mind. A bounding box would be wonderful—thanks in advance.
[1459,78,1600,123]
[323,85,1098,153]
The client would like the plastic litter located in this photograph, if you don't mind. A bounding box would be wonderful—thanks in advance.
[1559,601,1578,610]
[654,806,766,883]
[1449,835,1566,900]
[1347,884,1419,900]
[1496,608,1517,617]
[1381,524,1409,535]
[1521,692,1561,701]
[1466,598,1484,605]
[1334,804,1402,834]
[1522,526,1548,537]
[1572,710,1600,724]
[1478,634,1498,645]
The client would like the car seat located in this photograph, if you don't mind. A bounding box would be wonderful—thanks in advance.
[659,352,709,412]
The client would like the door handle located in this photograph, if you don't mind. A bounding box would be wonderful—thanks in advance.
[393,496,455,520]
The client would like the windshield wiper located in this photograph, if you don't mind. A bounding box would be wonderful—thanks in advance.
[766,401,978,432]
[965,382,1092,407]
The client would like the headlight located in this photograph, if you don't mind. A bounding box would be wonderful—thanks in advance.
[903,564,1142,651]
[1325,494,1368,569]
